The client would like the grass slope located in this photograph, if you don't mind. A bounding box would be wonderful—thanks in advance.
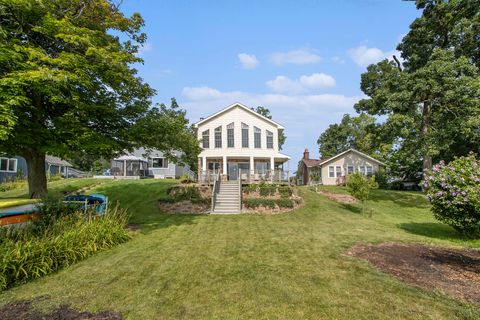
[1,180,479,319]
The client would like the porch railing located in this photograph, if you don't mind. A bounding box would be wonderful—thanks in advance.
[199,169,290,184]
[210,171,220,213]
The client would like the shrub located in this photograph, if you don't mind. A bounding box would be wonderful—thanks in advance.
[0,205,130,291]
[169,185,201,201]
[0,179,27,192]
[259,185,276,197]
[243,198,295,209]
[347,172,378,216]
[243,184,258,194]
[423,153,480,238]
[179,174,195,184]
[278,186,293,198]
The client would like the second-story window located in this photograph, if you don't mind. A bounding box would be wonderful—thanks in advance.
[242,123,249,148]
[214,126,222,148]
[254,127,261,148]
[266,130,274,149]
[202,130,209,148]
[227,122,234,148]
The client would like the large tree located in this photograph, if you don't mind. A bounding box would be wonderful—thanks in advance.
[355,0,480,172]
[0,0,200,197]
[317,114,385,159]
[252,106,286,150]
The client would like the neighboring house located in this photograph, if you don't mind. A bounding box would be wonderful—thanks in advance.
[108,148,192,179]
[194,102,290,183]
[297,148,385,186]
[0,154,73,183]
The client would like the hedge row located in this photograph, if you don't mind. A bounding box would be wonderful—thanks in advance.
[243,198,296,209]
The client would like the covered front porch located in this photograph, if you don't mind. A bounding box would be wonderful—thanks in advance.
[198,155,290,184]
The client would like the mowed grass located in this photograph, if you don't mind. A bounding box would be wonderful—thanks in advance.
[1,179,480,319]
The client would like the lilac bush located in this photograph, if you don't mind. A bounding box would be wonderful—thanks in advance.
[423,153,480,238]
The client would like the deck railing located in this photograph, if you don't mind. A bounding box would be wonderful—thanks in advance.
[210,171,220,213]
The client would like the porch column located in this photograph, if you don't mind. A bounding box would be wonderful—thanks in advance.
[202,156,207,171]
[287,160,290,184]
[123,160,126,177]
[250,156,254,182]
[223,155,227,179]
[270,157,274,182]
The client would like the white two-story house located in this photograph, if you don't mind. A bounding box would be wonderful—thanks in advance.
[194,103,290,183]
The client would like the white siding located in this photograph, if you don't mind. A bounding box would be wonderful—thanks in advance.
[197,105,281,158]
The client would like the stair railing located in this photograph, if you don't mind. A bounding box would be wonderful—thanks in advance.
[238,169,242,212]
[210,171,220,213]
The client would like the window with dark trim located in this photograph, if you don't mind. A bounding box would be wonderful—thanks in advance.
[227,123,234,148]
[254,127,261,148]
[241,123,249,148]
[202,130,209,148]
[266,130,274,149]
[0,158,17,172]
[152,158,168,168]
[214,126,222,148]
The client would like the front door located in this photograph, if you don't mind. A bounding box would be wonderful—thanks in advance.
[227,163,238,180]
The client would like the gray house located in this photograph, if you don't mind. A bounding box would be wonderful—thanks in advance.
[109,148,194,179]
[0,154,73,183]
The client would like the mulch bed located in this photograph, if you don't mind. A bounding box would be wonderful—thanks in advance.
[346,243,480,302]
[317,190,357,204]
[157,200,209,214]
[0,300,122,320]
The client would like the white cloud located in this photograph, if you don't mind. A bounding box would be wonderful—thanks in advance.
[182,86,222,100]
[331,56,345,64]
[347,45,398,67]
[237,53,259,70]
[299,73,336,89]
[266,76,304,94]
[269,49,322,65]
[265,73,336,94]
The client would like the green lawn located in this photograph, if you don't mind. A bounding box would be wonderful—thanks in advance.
[1,179,479,319]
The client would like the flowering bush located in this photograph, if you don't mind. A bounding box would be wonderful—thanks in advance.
[423,153,480,238]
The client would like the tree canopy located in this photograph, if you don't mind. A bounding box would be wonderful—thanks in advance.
[317,114,385,159]
[0,0,200,197]
[252,106,286,150]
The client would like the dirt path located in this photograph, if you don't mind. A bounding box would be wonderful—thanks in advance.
[346,243,480,302]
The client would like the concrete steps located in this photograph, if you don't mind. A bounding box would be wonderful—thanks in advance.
[212,181,241,214]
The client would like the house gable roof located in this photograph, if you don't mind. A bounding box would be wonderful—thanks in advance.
[193,102,285,129]
[302,158,321,167]
[317,149,385,166]
[45,155,72,167]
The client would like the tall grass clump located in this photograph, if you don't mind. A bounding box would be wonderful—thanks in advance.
[0,199,130,291]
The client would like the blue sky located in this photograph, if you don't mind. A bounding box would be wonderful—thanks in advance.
[119,0,420,166]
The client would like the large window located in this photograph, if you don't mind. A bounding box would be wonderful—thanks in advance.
[227,123,234,148]
[366,166,373,176]
[202,130,209,148]
[152,158,168,168]
[336,166,342,177]
[266,130,274,149]
[241,123,249,148]
[329,166,335,178]
[359,166,365,175]
[255,162,269,174]
[254,127,261,148]
[0,157,17,172]
[214,126,222,148]
[347,165,354,174]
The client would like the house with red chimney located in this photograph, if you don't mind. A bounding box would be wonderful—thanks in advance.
[297,148,385,186]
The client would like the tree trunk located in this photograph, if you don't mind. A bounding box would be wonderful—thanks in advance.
[24,150,47,199]
[421,101,433,171]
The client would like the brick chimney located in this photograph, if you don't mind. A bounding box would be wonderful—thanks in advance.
[303,148,309,160]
